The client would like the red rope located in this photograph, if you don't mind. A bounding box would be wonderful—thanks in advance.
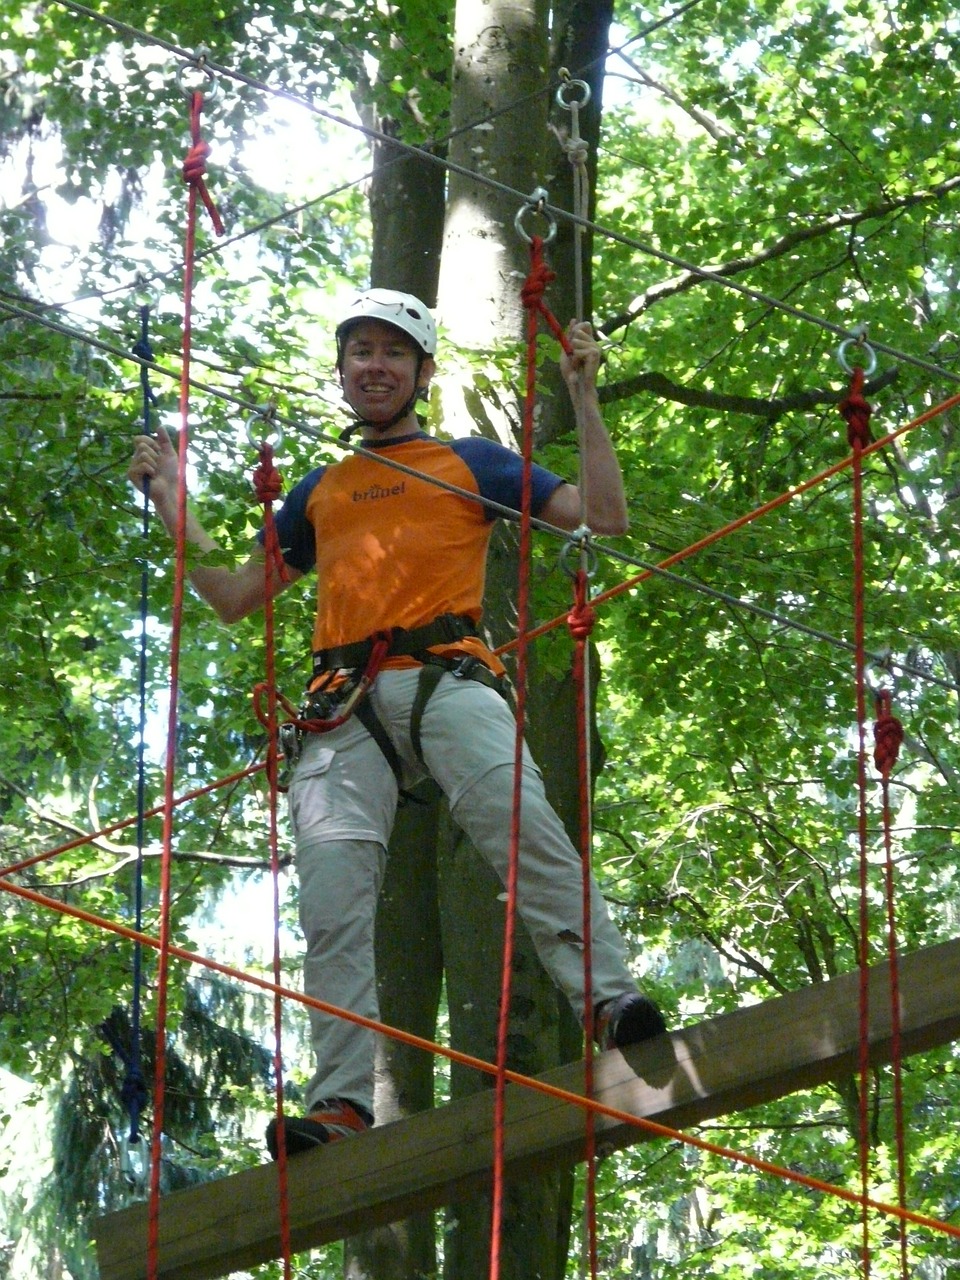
[182,91,225,237]
[519,237,573,356]
[253,441,290,614]
[146,91,203,1280]
[488,238,544,1280]
[841,366,909,1280]
[510,237,601,1275]
[874,689,909,1279]
[252,442,293,1277]
[839,362,875,1280]
[145,88,226,1280]
[522,235,602,1270]
[874,690,904,780]
[568,568,599,1280]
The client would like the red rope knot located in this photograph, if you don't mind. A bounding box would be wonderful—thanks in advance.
[567,569,596,641]
[520,235,556,312]
[182,91,225,236]
[839,364,872,450]
[873,689,904,780]
[254,443,289,585]
[520,236,572,354]
[182,138,211,184]
[253,442,284,505]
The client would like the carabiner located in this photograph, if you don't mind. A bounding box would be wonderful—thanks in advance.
[837,324,877,376]
[120,1131,150,1194]
[559,524,598,579]
[176,45,221,102]
[514,187,557,246]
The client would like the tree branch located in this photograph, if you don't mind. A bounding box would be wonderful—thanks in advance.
[0,770,128,857]
[609,52,736,144]
[601,174,960,333]
[40,847,292,890]
[599,364,900,416]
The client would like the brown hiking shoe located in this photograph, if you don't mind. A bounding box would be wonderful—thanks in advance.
[266,1098,372,1159]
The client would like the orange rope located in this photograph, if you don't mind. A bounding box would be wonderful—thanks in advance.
[0,764,265,880]
[497,384,960,659]
[4,872,960,1245]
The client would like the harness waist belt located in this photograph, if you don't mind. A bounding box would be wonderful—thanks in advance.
[312,613,479,676]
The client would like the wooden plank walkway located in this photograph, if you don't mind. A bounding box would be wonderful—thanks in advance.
[94,936,960,1280]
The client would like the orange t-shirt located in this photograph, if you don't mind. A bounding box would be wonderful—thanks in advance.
[269,430,565,674]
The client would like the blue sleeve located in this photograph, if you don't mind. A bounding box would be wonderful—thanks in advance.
[450,437,566,521]
[257,465,325,573]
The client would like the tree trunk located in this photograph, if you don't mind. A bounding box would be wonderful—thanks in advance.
[434,10,572,1272]
[345,786,445,1280]
[369,120,446,305]
[438,0,551,349]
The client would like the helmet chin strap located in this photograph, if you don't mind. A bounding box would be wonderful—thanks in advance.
[338,391,421,442]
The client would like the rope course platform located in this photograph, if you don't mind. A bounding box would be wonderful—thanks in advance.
[94,935,960,1280]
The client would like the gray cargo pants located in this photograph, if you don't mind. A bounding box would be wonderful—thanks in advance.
[288,666,638,1115]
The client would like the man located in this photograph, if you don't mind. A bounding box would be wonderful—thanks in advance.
[128,288,665,1157]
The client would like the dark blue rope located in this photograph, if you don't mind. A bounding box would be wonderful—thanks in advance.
[126,303,157,1142]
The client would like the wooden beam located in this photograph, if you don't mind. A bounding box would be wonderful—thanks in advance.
[94,937,960,1280]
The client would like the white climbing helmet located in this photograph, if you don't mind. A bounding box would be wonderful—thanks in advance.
[335,288,437,360]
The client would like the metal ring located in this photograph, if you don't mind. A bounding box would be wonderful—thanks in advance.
[837,335,878,376]
[176,46,221,101]
[514,187,557,246]
[556,77,591,111]
[559,526,598,579]
[133,272,161,313]
[245,408,284,451]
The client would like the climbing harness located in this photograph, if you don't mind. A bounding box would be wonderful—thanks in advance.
[272,613,507,786]
[310,611,479,677]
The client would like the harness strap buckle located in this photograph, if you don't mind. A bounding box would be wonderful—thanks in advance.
[451,655,482,680]
[278,720,302,767]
